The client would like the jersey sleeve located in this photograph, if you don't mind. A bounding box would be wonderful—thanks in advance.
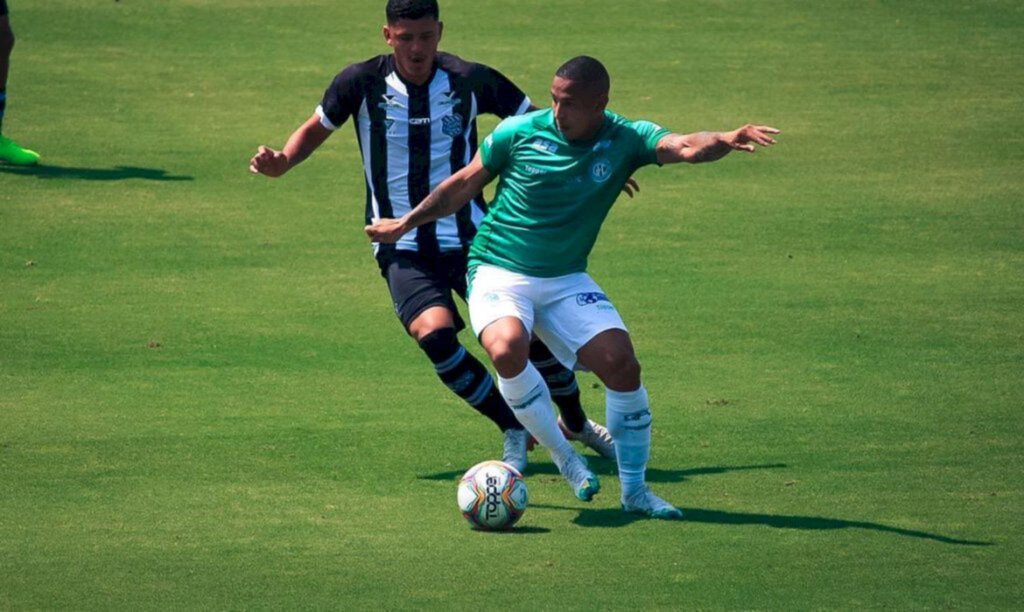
[316,65,366,131]
[473,64,532,119]
[479,117,519,174]
[629,119,673,167]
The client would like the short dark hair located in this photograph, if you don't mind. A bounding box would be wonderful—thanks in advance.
[386,0,439,23]
[555,56,610,95]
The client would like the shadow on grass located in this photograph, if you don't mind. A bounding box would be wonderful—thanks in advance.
[469,526,551,535]
[419,462,788,483]
[532,505,990,546]
[0,164,193,181]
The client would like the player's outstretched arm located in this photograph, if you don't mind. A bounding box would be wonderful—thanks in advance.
[656,124,780,165]
[249,114,333,177]
[366,153,495,244]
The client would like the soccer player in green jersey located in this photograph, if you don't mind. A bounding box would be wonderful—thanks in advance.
[367,55,779,518]
[250,1,619,474]
[0,0,39,166]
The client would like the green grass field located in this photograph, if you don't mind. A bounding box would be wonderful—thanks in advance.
[2,0,1022,608]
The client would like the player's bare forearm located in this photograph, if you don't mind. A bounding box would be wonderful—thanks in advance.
[365,184,464,243]
[400,163,488,228]
[656,125,780,165]
[249,114,331,177]
[281,118,330,167]
[406,183,464,229]
[366,154,494,243]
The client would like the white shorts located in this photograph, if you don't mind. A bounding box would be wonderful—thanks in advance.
[468,264,628,370]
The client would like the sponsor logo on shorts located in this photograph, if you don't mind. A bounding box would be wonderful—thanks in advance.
[576,292,610,306]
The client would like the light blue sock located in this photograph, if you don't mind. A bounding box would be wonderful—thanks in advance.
[606,386,652,497]
[498,363,575,461]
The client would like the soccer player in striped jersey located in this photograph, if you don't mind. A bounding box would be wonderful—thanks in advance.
[367,56,779,518]
[249,0,614,472]
[0,0,40,166]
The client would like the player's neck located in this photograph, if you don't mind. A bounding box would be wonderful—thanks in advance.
[394,56,437,87]
[565,115,607,145]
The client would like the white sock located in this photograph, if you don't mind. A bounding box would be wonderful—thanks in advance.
[498,364,575,461]
[606,386,652,497]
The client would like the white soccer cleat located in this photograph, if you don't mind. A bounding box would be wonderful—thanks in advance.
[502,428,529,474]
[622,487,683,520]
[560,417,616,459]
[554,451,600,501]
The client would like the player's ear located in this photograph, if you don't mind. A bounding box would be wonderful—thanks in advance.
[596,92,609,112]
[383,25,393,46]
[437,21,444,41]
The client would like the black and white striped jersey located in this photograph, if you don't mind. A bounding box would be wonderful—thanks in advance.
[316,52,531,260]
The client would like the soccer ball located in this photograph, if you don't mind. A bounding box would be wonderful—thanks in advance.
[457,460,528,530]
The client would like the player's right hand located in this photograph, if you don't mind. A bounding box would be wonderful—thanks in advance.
[249,145,289,177]
[365,218,408,244]
[722,125,780,153]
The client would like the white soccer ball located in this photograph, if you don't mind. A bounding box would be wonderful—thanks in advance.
[457,460,528,530]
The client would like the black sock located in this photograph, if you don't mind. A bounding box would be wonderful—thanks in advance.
[529,340,587,433]
[419,328,522,432]
[0,89,6,134]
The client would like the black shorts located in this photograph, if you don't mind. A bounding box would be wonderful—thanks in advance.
[0,1,8,17]
[379,250,470,332]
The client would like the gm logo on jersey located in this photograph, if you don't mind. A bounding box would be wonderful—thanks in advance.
[590,158,612,183]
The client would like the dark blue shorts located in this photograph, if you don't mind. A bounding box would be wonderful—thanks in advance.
[379,250,469,333]
[0,1,8,17]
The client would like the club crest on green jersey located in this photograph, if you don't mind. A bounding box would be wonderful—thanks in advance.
[590,158,612,183]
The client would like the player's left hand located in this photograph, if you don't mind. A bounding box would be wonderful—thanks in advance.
[365,218,407,243]
[722,125,780,152]
[621,176,640,199]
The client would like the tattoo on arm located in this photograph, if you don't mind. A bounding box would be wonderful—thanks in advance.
[406,187,455,229]
[691,132,731,163]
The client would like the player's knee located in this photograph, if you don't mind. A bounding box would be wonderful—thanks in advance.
[598,351,642,391]
[416,327,460,363]
[407,306,456,341]
[486,335,530,378]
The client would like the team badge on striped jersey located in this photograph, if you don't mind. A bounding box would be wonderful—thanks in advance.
[442,113,463,137]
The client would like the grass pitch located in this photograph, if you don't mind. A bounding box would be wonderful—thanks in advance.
[2,0,1022,608]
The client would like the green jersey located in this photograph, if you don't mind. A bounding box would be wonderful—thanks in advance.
[470,108,670,277]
